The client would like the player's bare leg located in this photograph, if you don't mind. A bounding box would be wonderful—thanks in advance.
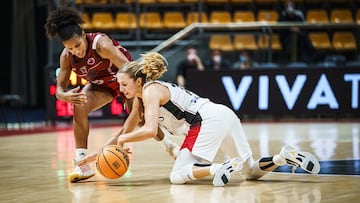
[69,85,113,183]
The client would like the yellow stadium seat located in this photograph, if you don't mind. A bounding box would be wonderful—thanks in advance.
[330,9,353,23]
[163,12,187,29]
[230,0,253,3]
[356,9,360,23]
[257,34,282,50]
[205,0,229,3]
[306,9,329,23]
[234,34,258,50]
[210,11,232,23]
[257,10,279,22]
[182,0,199,2]
[80,12,93,30]
[186,12,208,25]
[138,0,157,3]
[139,12,163,29]
[75,0,84,4]
[84,0,107,4]
[309,32,333,50]
[157,0,181,3]
[115,12,137,30]
[332,31,357,51]
[92,12,116,30]
[233,11,256,22]
[209,34,234,51]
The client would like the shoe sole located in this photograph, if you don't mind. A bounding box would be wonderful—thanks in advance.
[298,152,320,174]
[69,173,95,183]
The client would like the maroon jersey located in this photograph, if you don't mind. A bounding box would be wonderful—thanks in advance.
[69,32,132,98]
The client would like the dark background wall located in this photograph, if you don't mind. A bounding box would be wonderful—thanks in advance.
[2,0,49,109]
[2,0,12,95]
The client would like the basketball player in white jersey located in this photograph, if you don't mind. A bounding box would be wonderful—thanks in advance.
[114,52,321,186]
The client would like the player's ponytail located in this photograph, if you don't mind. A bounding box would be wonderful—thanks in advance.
[119,52,168,85]
[138,52,168,81]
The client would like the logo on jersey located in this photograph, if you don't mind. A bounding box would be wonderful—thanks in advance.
[87,57,96,66]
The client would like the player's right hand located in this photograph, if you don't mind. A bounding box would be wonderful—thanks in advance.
[66,86,87,106]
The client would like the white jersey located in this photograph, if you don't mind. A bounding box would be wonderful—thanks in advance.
[143,80,210,136]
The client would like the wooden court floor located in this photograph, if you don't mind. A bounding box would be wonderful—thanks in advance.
[0,121,359,203]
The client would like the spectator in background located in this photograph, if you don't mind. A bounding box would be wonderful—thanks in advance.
[279,0,315,63]
[205,49,232,70]
[176,47,204,87]
[232,51,259,70]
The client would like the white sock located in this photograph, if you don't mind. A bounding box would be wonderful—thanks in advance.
[76,148,87,159]
[209,163,222,176]
[273,154,286,166]
[158,134,173,149]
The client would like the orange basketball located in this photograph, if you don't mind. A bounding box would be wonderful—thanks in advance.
[96,145,130,179]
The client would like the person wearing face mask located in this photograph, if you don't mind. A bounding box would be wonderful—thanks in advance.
[176,47,204,88]
[232,51,259,70]
[279,0,315,63]
[205,49,232,71]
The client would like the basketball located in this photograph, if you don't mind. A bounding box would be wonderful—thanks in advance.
[96,145,130,179]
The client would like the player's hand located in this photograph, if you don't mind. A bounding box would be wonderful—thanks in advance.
[78,153,97,166]
[123,147,132,154]
[66,86,87,106]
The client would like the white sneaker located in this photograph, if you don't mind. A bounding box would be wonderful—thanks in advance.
[165,142,180,160]
[280,145,321,174]
[69,159,95,183]
[213,158,242,187]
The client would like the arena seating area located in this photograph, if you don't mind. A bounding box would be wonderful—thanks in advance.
[73,0,360,66]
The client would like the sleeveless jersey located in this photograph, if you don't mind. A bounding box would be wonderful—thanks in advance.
[143,81,210,136]
[69,32,132,97]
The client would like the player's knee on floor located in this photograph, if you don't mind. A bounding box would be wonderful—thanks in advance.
[170,164,194,184]
[170,172,187,184]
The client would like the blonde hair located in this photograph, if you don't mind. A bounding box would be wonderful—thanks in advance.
[119,52,168,83]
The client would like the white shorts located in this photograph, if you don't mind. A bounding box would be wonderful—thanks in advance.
[178,102,252,164]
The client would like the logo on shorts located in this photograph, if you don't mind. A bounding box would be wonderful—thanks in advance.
[87,57,95,65]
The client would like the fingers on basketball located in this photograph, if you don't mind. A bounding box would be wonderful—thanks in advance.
[96,145,130,179]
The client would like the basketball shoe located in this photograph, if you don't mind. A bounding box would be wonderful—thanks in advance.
[279,145,321,174]
[68,158,96,183]
[213,158,243,187]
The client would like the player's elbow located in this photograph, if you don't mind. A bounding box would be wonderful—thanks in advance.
[143,127,158,139]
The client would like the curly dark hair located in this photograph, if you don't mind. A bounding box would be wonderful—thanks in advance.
[44,6,84,41]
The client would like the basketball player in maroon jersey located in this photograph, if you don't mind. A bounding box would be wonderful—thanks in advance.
[44,6,179,183]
